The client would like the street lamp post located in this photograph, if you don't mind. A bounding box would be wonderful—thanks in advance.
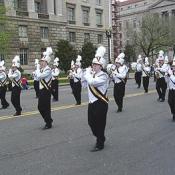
[106,29,112,63]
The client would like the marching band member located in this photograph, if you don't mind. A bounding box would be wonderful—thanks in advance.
[82,46,109,152]
[135,55,142,88]
[35,47,53,129]
[167,57,175,121]
[8,56,22,116]
[0,60,9,109]
[32,59,40,98]
[155,50,169,102]
[110,53,128,112]
[51,57,60,102]
[142,57,151,93]
[68,60,75,93]
[71,55,83,105]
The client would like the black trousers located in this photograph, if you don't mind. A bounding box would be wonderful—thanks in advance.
[38,89,53,125]
[34,80,39,98]
[168,89,175,115]
[88,100,108,146]
[69,79,74,92]
[114,82,125,110]
[156,77,167,100]
[143,76,149,92]
[51,79,59,101]
[135,72,142,87]
[11,86,22,113]
[72,81,81,104]
[0,86,9,108]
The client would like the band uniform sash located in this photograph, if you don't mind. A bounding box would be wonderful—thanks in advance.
[11,79,22,89]
[89,85,108,104]
[0,78,8,87]
[40,78,52,91]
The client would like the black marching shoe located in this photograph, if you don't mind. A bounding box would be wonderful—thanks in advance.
[75,102,81,105]
[172,114,175,122]
[13,111,21,116]
[42,124,52,130]
[90,145,104,152]
[159,98,165,102]
[117,108,122,113]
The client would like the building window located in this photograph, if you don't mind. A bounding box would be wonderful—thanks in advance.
[54,0,57,15]
[35,1,41,13]
[84,33,90,43]
[96,0,101,6]
[96,10,103,26]
[19,26,27,38]
[82,8,90,25]
[69,32,76,42]
[97,34,103,44]
[133,19,137,28]
[162,11,169,19]
[119,22,122,31]
[0,0,4,4]
[40,27,49,39]
[172,10,175,16]
[67,4,76,24]
[41,48,46,58]
[0,54,5,61]
[125,20,129,29]
[20,48,28,65]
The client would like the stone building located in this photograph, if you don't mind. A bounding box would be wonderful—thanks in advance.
[116,0,175,61]
[0,0,112,73]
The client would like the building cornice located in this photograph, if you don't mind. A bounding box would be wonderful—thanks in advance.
[7,16,67,25]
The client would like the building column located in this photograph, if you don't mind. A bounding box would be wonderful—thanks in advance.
[47,0,55,15]
[56,0,63,16]
[27,0,38,18]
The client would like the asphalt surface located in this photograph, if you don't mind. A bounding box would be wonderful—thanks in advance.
[0,78,175,175]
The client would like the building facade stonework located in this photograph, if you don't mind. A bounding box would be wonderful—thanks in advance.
[1,0,112,73]
[116,0,175,60]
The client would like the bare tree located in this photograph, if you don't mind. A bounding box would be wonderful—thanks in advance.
[128,13,175,60]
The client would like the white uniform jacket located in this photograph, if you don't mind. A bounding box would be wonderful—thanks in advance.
[111,65,127,84]
[0,71,7,87]
[52,68,60,80]
[83,70,109,103]
[72,68,83,83]
[35,65,52,90]
[142,65,151,77]
[8,69,21,88]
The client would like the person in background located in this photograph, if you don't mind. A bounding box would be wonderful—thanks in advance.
[51,57,60,102]
[33,59,40,98]
[21,77,28,90]
[8,56,22,116]
[70,55,82,105]
[0,60,9,109]
[142,57,151,93]
[167,57,175,121]
[135,55,143,88]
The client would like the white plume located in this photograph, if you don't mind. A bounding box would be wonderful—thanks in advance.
[71,60,74,66]
[35,59,39,65]
[13,55,20,63]
[54,57,59,62]
[0,60,5,66]
[145,57,149,62]
[159,50,164,56]
[76,55,82,62]
[45,47,53,57]
[95,46,106,58]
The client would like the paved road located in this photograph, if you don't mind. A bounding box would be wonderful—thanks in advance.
[0,79,174,175]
